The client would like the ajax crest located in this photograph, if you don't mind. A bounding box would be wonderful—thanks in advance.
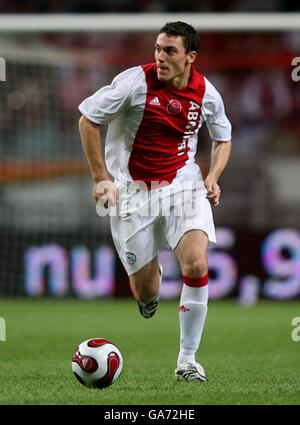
[166,99,182,115]
[126,252,137,265]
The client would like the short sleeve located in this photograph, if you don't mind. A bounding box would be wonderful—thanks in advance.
[202,78,232,141]
[78,66,142,125]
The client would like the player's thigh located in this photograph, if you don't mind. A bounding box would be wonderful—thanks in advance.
[175,229,209,274]
[164,192,216,250]
[110,213,158,276]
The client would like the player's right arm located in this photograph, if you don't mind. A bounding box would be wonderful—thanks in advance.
[78,67,141,206]
[79,115,118,206]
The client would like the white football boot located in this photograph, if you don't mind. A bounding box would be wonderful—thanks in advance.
[175,361,208,382]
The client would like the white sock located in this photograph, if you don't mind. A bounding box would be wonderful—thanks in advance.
[177,283,208,366]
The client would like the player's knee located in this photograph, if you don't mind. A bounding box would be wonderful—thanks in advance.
[182,259,207,277]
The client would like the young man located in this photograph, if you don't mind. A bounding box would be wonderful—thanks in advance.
[78,21,232,382]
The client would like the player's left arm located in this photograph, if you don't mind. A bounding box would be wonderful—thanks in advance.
[203,78,232,207]
[204,140,231,207]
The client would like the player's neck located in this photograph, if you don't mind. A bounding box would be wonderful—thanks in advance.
[166,65,192,90]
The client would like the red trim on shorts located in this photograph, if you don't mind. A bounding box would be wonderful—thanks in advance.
[183,274,208,287]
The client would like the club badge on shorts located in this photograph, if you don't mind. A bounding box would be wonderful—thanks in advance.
[126,252,137,265]
[166,99,182,115]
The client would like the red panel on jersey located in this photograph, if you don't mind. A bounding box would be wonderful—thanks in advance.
[128,63,205,187]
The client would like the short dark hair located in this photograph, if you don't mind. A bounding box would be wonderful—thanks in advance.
[159,21,199,53]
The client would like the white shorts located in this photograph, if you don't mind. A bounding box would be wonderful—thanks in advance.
[110,181,216,276]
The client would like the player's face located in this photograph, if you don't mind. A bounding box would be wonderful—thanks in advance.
[154,33,197,88]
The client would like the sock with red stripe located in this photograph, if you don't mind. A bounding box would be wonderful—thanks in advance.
[177,274,208,366]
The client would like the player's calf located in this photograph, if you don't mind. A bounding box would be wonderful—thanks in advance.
[137,264,163,319]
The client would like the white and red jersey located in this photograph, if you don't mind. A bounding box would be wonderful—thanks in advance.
[79,63,231,187]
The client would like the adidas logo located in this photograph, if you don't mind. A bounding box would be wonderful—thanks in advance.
[149,96,161,106]
[179,305,190,312]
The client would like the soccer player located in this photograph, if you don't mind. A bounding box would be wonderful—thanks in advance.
[78,21,232,382]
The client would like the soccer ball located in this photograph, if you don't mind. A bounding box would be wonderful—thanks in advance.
[71,338,123,389]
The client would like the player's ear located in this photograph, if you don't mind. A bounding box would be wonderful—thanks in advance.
[187,51,197,64]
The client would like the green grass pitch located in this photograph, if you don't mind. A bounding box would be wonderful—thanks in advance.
[0,298,299,405]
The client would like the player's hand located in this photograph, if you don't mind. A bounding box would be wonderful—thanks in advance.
[204,176,221,207]
[94,180,119,208]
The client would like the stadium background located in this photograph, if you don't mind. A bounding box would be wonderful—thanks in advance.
[0,1,300,303]
[1,0,300,408]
